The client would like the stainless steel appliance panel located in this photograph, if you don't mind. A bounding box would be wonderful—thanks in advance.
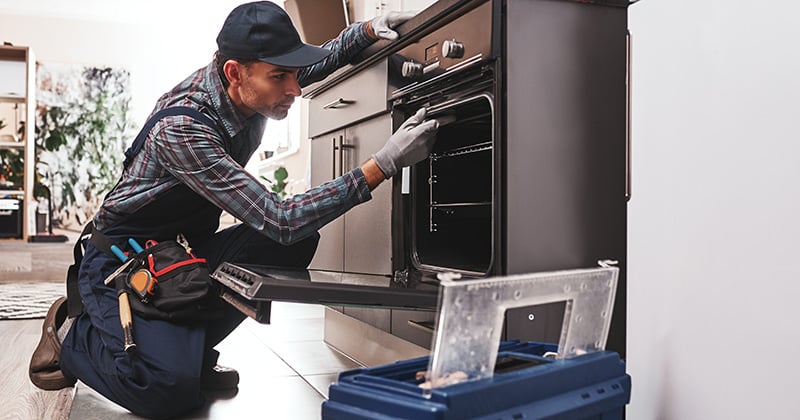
[504,0,628,354]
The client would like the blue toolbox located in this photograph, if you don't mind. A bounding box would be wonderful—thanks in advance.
[323,341,630,420]
[324,265,629,419]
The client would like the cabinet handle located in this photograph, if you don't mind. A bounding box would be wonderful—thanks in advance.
[625,30,632,202]
[322,98,356,109]
[339,141,355,176]
[332,136,339,179]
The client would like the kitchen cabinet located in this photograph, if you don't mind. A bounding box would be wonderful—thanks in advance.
[307,58,392,276]
[0,45,36,240]
[309,114,393,276]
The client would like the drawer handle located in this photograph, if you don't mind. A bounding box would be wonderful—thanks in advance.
[322,98,356,110]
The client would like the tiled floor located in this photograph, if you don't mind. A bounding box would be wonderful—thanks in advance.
[68,302,362,419]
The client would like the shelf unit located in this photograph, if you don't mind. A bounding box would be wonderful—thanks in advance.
[0,45,36,240]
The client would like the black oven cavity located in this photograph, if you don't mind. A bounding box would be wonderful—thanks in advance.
[411,94,494,275]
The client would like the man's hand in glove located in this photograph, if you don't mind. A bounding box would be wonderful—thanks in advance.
[372,108,440,180]
[369,11,417,41]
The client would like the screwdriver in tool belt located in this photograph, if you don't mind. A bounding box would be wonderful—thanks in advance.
[103,240,145,286]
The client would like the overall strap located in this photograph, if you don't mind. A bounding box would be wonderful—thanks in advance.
[67,106,219,318]
[66,223,93,318]
[123,106,218,169]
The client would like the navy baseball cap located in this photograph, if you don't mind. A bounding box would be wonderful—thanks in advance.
[216,1,331,67]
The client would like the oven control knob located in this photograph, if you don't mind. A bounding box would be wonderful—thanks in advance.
[442,40,465,59]
[402,61,424,79]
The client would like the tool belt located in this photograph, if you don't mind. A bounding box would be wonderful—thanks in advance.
[110,233,224,323]
[67,223,225,323]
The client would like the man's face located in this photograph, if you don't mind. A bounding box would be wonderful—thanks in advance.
[233,61,302,120]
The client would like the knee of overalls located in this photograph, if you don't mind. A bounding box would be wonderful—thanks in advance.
[111,369,204,420]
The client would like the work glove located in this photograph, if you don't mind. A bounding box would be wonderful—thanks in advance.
[372,108,439,179]
[370,11,417,41]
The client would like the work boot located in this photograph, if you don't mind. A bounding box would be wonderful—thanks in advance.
[29,296,76,390]
[200,364,240,390]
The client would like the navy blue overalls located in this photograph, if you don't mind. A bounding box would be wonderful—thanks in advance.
[59,108,319,419]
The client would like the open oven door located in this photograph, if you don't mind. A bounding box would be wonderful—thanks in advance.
[211,262,439,323]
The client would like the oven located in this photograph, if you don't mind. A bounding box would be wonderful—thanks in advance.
[387,0,629,353]
[212,0,630,358]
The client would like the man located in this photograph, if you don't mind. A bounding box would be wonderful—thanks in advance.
[28,2,437,418]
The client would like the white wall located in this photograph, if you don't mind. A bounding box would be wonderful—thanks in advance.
[628,1,800,419]
[0,1,253,126]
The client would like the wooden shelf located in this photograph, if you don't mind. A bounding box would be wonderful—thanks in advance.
[0,141,24,149]
[0,47,26,62]
[0,95,25,103]
[0,45,34,240]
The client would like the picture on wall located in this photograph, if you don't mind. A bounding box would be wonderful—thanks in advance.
[35,63,133,231]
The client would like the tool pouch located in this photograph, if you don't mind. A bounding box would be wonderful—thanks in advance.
[113,239,224,323]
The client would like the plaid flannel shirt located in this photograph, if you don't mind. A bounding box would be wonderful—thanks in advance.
[94,22,377,245]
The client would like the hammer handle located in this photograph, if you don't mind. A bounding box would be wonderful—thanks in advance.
[118,291,137,352]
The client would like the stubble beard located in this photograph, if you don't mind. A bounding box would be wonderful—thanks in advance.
[241,84,292,120]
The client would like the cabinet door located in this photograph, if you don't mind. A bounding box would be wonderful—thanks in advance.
[342,114,393,275]
[308,132,345,272]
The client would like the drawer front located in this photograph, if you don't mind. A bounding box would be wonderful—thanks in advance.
[308,59,388,138]
[391,309,436,349]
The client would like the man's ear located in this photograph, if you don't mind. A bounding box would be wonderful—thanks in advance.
[223,60,243,87]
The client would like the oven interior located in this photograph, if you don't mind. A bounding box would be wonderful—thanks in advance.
[409,94,494,275]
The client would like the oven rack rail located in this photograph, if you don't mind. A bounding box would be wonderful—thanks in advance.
[429,202,491,233]
[430,202,491,208]
[431,141,492,160]
[434,111,492,127]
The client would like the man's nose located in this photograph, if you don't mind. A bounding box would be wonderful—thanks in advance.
[287,76,301,97]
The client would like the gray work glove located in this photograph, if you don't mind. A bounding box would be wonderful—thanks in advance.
[371,11,417,41]
[372,108,439,179]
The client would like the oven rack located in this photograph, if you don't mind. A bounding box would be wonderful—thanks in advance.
[434,111,492,127]
[429,202,491,233]
[430,201,492,208]
[431,141,492,160]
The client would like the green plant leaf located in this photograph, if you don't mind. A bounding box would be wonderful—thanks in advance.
[274,166,288,182]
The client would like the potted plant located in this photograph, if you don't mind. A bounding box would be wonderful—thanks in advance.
[260,165,290,199]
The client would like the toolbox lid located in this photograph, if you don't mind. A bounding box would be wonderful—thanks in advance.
[427,264,619,390]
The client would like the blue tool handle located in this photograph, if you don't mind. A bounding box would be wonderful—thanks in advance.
[128,238,144,254]
[110,245,128,262]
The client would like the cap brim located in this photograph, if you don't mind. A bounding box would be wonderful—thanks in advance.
[258,44,331,68]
